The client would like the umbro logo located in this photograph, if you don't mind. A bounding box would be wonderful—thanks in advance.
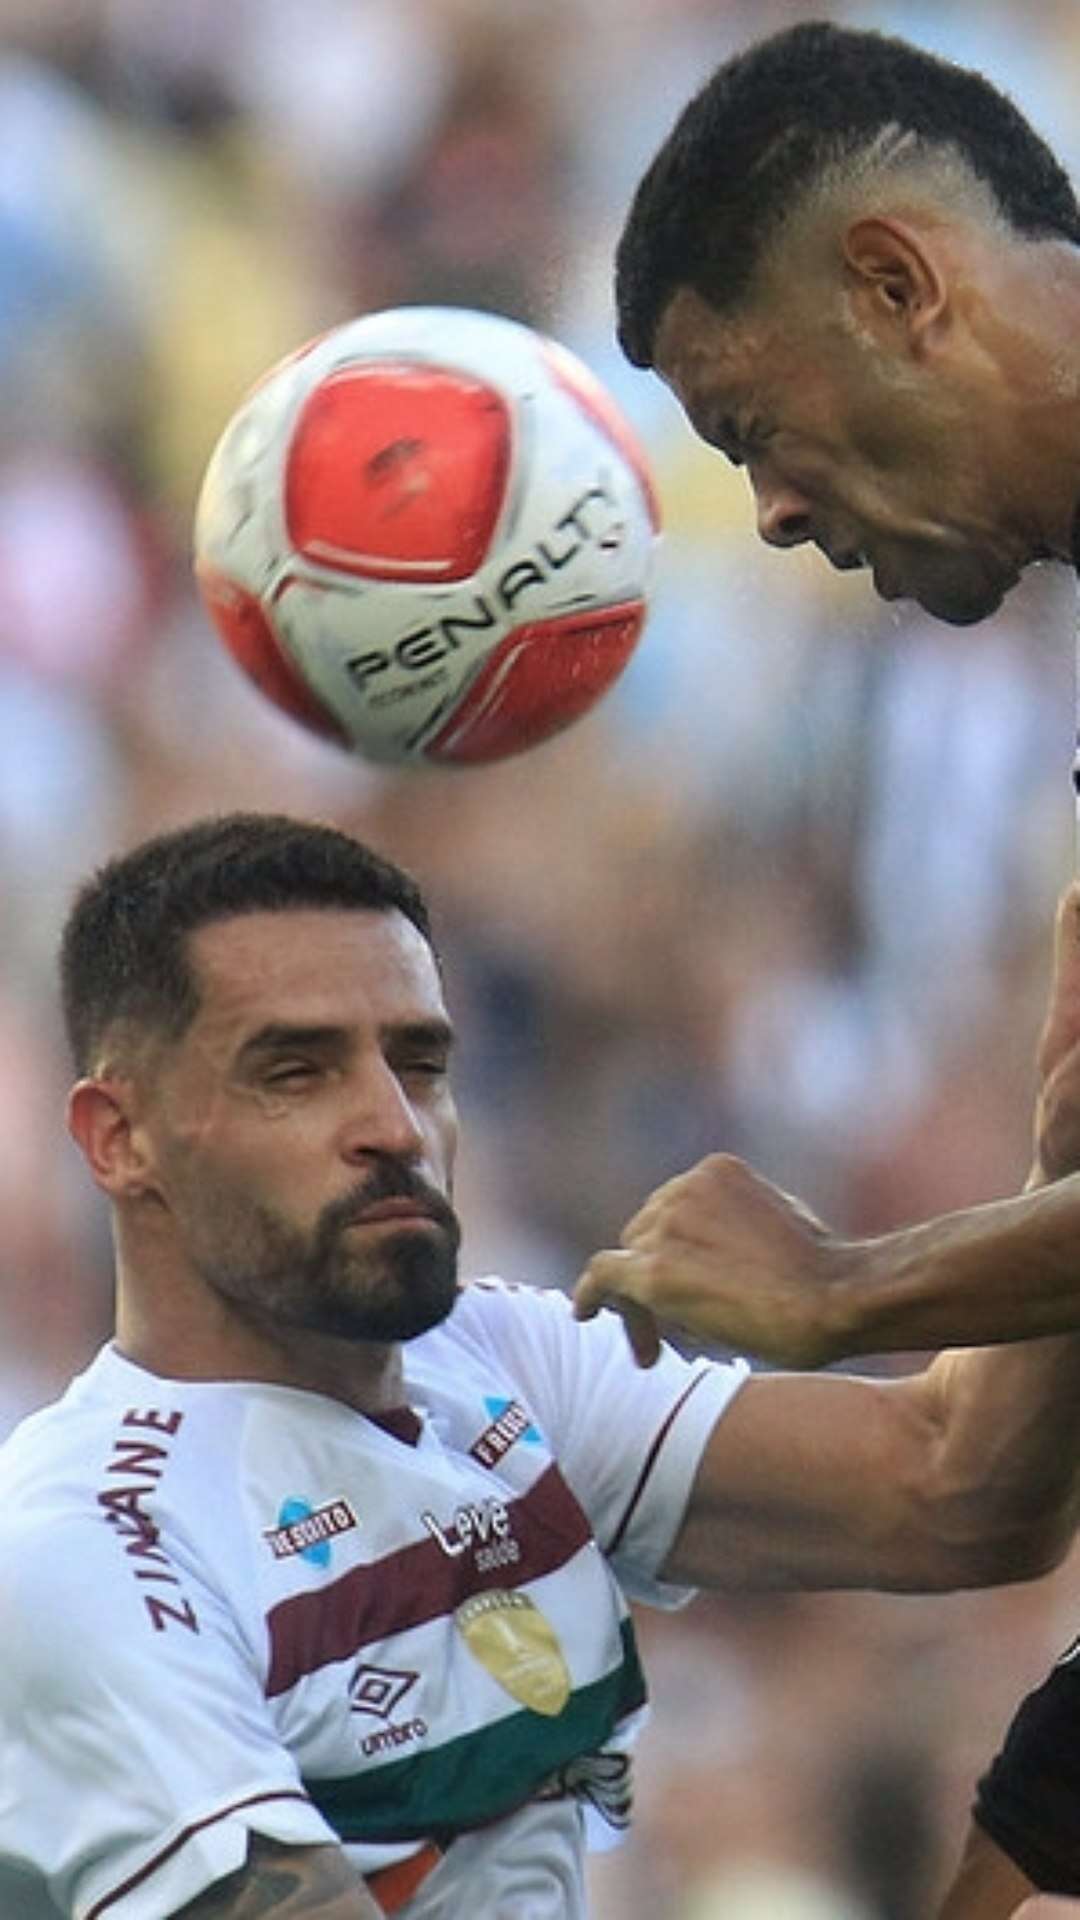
[349,1663,428,1759]
[348,1663,418,1721]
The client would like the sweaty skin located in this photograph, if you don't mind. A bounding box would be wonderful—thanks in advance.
[650,206,1080,626]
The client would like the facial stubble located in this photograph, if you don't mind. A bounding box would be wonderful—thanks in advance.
[190,1172,462,1345]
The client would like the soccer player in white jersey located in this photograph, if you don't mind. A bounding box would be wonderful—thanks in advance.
[4,812,1080,1920]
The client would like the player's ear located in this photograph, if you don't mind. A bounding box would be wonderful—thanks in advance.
[841,215,948,353]
[67,1077,154,1199]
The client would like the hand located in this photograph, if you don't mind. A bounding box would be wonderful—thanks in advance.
[574,884,1080,1372]
[1029,881,1080,1187]
[573,1152,848,1368]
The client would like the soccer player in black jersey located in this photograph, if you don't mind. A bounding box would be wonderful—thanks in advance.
[614,20,1080,632]
[574,22,1080,1918]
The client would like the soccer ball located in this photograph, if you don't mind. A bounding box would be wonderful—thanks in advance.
[193,306,660,767]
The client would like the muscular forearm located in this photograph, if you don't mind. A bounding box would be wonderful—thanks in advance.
[576,1158,1080,1371]
[827,1171,1080,1360]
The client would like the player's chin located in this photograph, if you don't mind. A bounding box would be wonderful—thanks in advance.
[355,1228,460,1339]
[927,594,1003,626]
[906,570,1010,626]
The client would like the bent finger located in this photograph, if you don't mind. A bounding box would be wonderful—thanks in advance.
[574,1247,645,1318]
[572,1251,662,1367]
[607,1296,663,1368]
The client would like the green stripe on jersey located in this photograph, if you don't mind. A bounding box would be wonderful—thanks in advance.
[306,1619,646,1843]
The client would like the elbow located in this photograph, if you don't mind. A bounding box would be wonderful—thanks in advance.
[998,1500,1076,1581]
[962,1526,1067,1587]
[931,1488,1076,1589]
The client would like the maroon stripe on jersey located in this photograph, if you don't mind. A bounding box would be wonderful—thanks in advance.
[605,1368,712,1556]
[84,1790,314,1918]
[266,1460,592,1697]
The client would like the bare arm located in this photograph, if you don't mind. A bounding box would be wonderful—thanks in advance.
[655,890,1080,1591]
[173,1837,383,1919]
[575,883,1080,1368]
[575,1152,1080,1369]
[820,1175,1080,1358]
[937,1822,1038,1920]
[663,1320,1080,1591]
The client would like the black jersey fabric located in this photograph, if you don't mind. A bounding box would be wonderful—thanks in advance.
[974,1648,1080,1893]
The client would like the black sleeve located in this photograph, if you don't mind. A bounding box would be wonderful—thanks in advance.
[974,1643,1080,1895]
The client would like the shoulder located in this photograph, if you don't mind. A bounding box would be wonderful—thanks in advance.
[0,1373,258,1662]
[0,1505,154,1695]
[422,1274,567,1347]
[422,1275,592,1374]
[0,1363,238,1526]
[454,1273,565,1317]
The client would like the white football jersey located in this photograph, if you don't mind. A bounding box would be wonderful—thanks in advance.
[0,1279,747,1918]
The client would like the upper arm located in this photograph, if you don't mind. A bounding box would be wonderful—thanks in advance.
[665,1331,1080,1596]
[662,1365,959,1592]
[173,1835,381,1917]
[0,1518,336,1916]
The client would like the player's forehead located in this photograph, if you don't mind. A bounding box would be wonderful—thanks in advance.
[653,285,787,426]
[186,907,446,1036]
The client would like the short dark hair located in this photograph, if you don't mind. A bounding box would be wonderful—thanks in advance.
[60,812,434,1074]
[616,19,1080,367]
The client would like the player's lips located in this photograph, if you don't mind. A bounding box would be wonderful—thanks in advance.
[826,547,867,573]
[344,1197,444,1228]
[821,541,906,602]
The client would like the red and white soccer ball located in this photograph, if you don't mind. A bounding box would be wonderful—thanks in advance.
[194,306,661,767]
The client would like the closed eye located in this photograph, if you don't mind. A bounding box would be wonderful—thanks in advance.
[387,1020,455,1084]
[742,421,773,462]
[394,1055,451,1085]
[710,414,771,468]
[262,1059,325,1088]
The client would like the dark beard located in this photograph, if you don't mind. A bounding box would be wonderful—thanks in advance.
[297,1213,461,1343]
[196,1160,462,1345]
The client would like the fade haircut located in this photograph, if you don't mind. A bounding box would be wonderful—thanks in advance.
[60,813,434,1074]
[616,19,1080,368]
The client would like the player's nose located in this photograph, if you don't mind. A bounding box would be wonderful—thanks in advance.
[752,473,814,549]
[340,1062,427,1164]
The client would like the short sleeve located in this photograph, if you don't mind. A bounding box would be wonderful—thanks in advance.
[452,1282,749,1605]
[973,1647,1080,1895]
[0,1512,335,1920]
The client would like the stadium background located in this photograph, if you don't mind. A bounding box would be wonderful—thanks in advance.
[2,1,1078,1913]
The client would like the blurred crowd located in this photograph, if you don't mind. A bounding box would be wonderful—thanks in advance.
[3,1,1080,1914]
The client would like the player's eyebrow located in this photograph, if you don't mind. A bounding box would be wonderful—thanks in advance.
[238,1029,340,1059]
[383,1017,456,1058]
[234,1023,348,1066]
[235,1017,455,1064]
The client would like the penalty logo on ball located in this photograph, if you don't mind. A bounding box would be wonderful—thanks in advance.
[194,306,661,768]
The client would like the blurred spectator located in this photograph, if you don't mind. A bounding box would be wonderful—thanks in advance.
[2,5,1079,1917]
